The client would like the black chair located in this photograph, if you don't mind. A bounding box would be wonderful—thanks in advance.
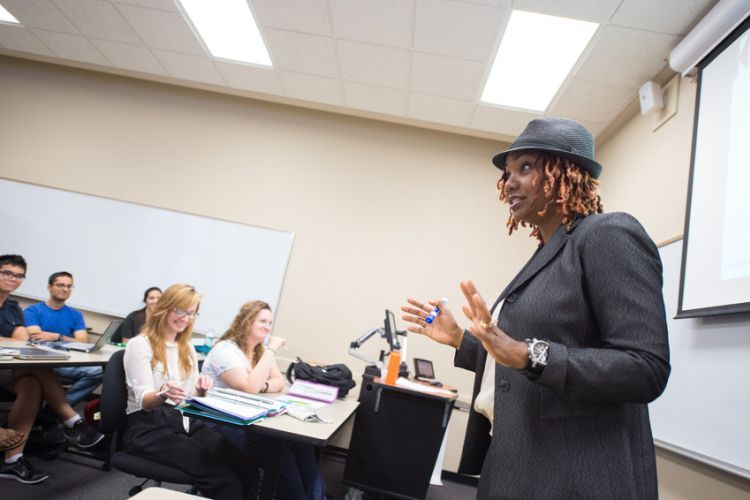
[100,350,197,496]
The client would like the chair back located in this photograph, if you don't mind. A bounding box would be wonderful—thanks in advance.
[100,349,128,435]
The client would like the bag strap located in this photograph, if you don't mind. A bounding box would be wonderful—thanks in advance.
[285,357,304,385]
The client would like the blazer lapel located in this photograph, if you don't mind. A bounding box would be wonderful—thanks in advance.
[492,221,577,310]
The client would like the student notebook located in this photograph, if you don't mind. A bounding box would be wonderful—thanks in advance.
[54,319,123,353]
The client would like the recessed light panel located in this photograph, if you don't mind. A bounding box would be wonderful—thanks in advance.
[481,10,598,111]
[180,0,272,66]
[0,4,20,24]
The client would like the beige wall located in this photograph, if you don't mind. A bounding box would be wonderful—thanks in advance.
[2,56,748,497]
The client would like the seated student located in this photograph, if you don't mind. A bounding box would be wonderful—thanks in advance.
[202,300,325,500]
[24,272,103,407]
[123,284,253,500]
[112,286,162,344]
[0,255,103,484]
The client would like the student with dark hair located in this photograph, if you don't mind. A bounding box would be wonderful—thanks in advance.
[0,255,103,484]
[24,271,103,406]
[402,118,670,499]
[112,286,162,344]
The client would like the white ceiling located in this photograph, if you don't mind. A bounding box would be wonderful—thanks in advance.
[0,0,717,141]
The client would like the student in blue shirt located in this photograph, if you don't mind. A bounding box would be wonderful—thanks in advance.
[24,272,103,406]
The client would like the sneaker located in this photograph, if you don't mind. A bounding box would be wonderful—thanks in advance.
[62,420,104,449]
[0,457,49,484]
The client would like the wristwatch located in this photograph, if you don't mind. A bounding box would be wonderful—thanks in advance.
[524,338,549,375]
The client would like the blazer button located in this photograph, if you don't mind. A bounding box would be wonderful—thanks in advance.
[498,379,510,392]
[506,293,517,303]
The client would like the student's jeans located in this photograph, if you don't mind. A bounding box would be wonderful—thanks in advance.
[207,421,325,500]
[54,366,103,407]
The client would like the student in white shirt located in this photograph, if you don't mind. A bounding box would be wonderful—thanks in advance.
[123,284,253,500]
[202,300,325,500]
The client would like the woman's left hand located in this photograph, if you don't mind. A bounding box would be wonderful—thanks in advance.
[195,374,213,397]
[460,280,528,369]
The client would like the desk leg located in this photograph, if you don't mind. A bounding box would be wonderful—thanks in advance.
[259,439,290,500]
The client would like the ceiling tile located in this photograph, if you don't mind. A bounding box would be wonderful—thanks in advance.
[411,52,487,101]
[550,77,636,125]
[278,71,345,106]
[337,40,411,89]
[329,0,414,49]
[414,0,506,61]
[471,105,538,137]
[0,25,55,56]
[512,0,621,24]
[1,0,79,34]
[117,3,205,56]
[453,0,511,7]
[111,0,180,11]
[610,0,717,36]
[344,81,409,116]
[152,49,225,86]
[215,60,284,96]
[575,25,681,88]
[51,0,141,44]
[91,38,167,75]
[409,93,476,127]
[251,0,331,36]
[264,29,338,78]
[31,29,111,65]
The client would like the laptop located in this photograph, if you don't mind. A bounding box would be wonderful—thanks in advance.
[10,347,71,360]
[54,319,123,353]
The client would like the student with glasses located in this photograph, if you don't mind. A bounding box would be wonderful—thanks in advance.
[0,255,103,484]
[123,283,254,500]
[24,272,103,407]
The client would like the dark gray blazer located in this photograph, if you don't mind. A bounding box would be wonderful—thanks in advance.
[455,212,670,499]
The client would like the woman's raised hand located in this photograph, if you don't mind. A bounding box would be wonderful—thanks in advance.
[268,337,286,351]
[460,280,527,369]
[401,298,464,348]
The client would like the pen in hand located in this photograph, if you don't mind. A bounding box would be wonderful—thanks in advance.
[425,297,448,324]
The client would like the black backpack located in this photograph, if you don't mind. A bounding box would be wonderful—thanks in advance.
[285,357,357,398]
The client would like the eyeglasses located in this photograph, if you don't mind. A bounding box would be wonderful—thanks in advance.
[0,270,26,281]
[172,308,199,320]
[52,283,74,289]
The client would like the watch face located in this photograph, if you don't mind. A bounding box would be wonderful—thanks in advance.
[531,341,549,364]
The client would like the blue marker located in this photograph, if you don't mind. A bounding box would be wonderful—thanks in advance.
[425,297,448,324]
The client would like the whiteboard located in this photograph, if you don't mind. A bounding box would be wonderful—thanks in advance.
[649,239,750,479]
[0,178,294,335]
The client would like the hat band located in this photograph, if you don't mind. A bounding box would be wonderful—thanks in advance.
[511,137,576,154]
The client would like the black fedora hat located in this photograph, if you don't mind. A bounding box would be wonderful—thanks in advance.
[491,118,602,179]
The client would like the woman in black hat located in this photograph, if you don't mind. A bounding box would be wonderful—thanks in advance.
[402,118,670,499]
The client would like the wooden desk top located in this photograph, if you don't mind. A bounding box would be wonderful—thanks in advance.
[0,339,121,368]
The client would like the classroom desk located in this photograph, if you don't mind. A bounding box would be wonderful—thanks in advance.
[0,338,120,368]
[187,393,359,499]
[251,396,360,447]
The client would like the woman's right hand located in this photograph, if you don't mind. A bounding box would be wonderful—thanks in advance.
[401,298,464,348]
[160,380,186,404]
[267,336,286,352]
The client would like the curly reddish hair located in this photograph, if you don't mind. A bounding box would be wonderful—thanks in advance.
[496,152,603,241]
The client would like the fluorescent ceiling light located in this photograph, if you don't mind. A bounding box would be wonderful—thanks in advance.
[0,5,20,24]
[481,10,598,111]
[179,0,271,66]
